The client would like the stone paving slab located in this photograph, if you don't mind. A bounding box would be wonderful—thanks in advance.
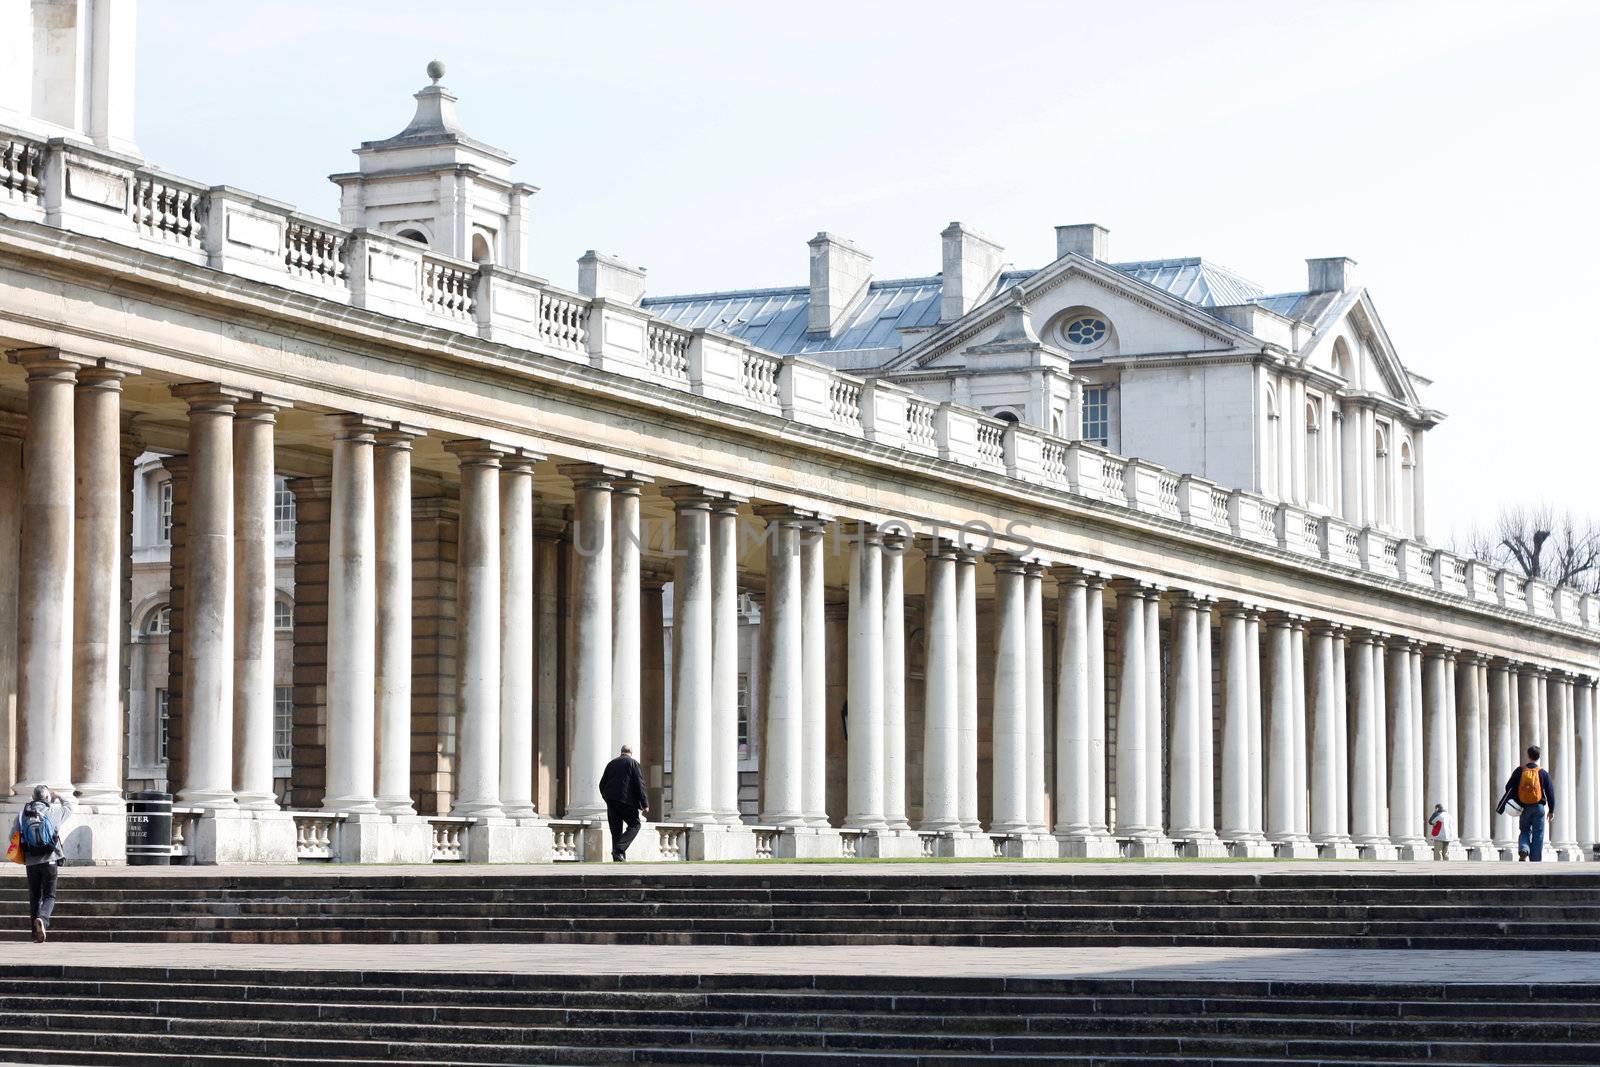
[1,859,1591,880]
[5,941,1598,985]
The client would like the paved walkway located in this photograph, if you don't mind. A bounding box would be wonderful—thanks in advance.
[3,858,1591,880]
[6,941,1598,984]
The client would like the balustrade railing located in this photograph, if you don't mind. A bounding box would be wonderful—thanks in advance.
[740,348,780,406]
[428,816,472,862]
[653,822,690,860]
[839,829,865,859]
[170,806,201,862]
[975,417,1005,470]
[539,291,588,352]
[291,812,344,861]
[1101,456,1125,499]
[906,399,937,451]
[752,827,779,859]
[646,322,691,381]
[0,137,43,204]
[421,254,476,320]
[548,819,587,861]
[828,376,863,430]
[917,832,941,859]
[1157,473,1181,516]
[132,174,205,249]
[284,218,349,286]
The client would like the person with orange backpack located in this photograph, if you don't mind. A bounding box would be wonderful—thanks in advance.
[1497,746,1556,861]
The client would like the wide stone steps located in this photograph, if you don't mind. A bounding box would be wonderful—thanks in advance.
[0,970,1594,1065]
[7,869,1600,949]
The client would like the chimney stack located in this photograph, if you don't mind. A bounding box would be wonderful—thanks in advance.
[577,251,647,304]
[807,232,872,335]
[1306,257,1359,293]
[940,222,1004,322]
[1055,223,1110,262]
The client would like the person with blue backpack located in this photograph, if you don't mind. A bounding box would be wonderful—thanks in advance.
[14,784,73,942]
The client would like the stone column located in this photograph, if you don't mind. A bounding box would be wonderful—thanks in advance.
[1349,632,1386,856]
[665,486,715,823]
[921,539,961,833]
[640,571,668,817]
[709,494,744,824]
[1245,610,1265,837]
[561,465,614,820]
[1552,674,1580,859]
[11,351,78,802]
[1489,661,1517,856]
[447,440,505,819]
[609,476,647,763]
[1290,618,1309,841]
[755,505,805,826]
[323,415,381,814]
[0,419,22,799]
[499,451,541,819]
[1086,576,1110,840]
[989,555,1029,834]
[1371,631,1390,847]
[1308,622,1355,857]
[1578,679,1597,856]
[1409,646,1425,832]
[1143,587,1165,839]
[954,546,980,832]
[1220,605,1268,855]
[173,384,241,810]
[846,524,886,830]
[533,514,566,817]
[882,532,910,831]
[1421,648,1452,834]
[71,367,128,814]
[1112,581,1152,840]
[1169,594,1221,855]
[375,428,419,815]
[1387,638,1426,858]
[800,516,829,826]
[1023,562,1047,835]
[230,397,285,812]
[1454,653,1485,858]
[1054,568,1111,854]
[1196,599,1216,843]
[1332,629,1348,840]
[1265,614,1310,854]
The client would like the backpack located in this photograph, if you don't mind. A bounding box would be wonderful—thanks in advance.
[17,802,57,858]
[1518,766,1544,806]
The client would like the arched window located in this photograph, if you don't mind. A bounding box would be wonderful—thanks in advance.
[144,604,171,635]
[1305,397,1323,505]
[1374,425,1391,528]
[396,228,428,247]
[274,600,294,632]
[992,409,1020,424]
[1264,383,1281,496]
[1331,337,1354,381]
[1400,438,1416,537]
[470,232,494,264]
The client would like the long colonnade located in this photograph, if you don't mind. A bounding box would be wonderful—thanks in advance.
[4,345,1599,863]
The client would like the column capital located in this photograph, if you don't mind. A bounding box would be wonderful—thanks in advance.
[669,484,745,511]
[1386,634,1421,651]
[1218,600,1261,620]
[375,424,425,450]
[1175,592,1218,611]
[561,462,633,489]
[1486,656,1517,674]
[1049,562,1112,585]
[443,438,513,467]
[75,365,131,391]
[1459,650,1491,667]
[171,382,252,411]
[1307,619,1349,638]
[987,551,1028,575]
[751,502,815,524]
[11,346,136,378]
[1263,609,1310,628]
[499,446,547,475]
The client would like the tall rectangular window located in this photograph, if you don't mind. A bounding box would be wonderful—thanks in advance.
[1081,385,1110,446]
[274,481,296,540]
[156,688,170,762]
[157,480,174,543]
[736,672,751,760]
[274,686,294,764]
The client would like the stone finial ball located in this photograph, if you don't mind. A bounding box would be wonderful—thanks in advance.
[426,60,446,84]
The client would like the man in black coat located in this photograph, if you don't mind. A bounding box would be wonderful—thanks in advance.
[598,745,648,861]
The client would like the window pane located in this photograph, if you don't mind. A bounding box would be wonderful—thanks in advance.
[273,686,294,763]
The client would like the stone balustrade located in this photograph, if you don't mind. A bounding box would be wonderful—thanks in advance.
[2,122,1595,648]
[428,817,472,862]
[547,819,588,862]
[291,812,345,861]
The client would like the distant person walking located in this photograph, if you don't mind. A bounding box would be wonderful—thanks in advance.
[1498,746,1555,862]
[12,785,73,942]
[598,745,648,862]
[1426,803,1455,860]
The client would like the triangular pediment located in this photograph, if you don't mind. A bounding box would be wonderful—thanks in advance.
[1297,290,1424,411]
[884,253,1260,373]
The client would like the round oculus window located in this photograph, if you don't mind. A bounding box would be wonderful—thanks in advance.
[1064,316,1108,347]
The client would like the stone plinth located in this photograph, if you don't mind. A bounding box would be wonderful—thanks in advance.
[463,817,555,864]
[61,809,127,865]
[192,809,297,864]
[688,823,757,861]
[339,813,434,864]
[1056,832,1120,859]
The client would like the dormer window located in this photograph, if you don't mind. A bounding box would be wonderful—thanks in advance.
[1064,316,1108,347]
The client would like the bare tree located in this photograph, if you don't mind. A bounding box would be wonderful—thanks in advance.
[1454,505,1600,593]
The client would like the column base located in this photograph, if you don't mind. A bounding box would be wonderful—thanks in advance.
[463,816,555,863]
[1465,841,1500,862]
[1392,839,1431,862]
[60,804,127,866]
[1356,839,1399,861]
[1490,842,1520,861]
[989,832,1058,859]
[1553,844,1586,862]
[764,825,840,858]
[1176,833,1230,859]
[191,808,298,864]
[1120,835,1174,859]
[1315,839,1361,860]
[337,812,436,864]
[688,822,757,860]
[845,828,924,859]
[1269,836,1319,860]
[1055,832,1121,859]
[1226,836,1276,859]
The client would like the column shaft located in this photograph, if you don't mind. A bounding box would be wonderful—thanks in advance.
[1143,590,1164,835]
[374,431,417,814]
[230,399,281,810]
[1245,613,1264,835]
[1023,563,1046,833]
[1422,650,1451,826]
[1350,635,1379,842]
[955,551,979,831]
[757,507,804,825]
[71,368,127,807]
[499,455,538,818]
[323,417,379,813]
[1457,655,1487,854]
[1291,620,1308,838]
[1086,579,1109,835]
[846,526,886,829]
[921,542,960,830]
[1219,608,1254,842]
[610,480,645,762]
[1266,617,1298,844]
[1054,572,1090,837]
[564,469,613,819]
[800,519,828,825]
[1167,597,1202,836]
[989,557,1028,833]
[1578,680,1597,852]
[175,385,238,808]
[882,536,909,830]
[668,489,714,822]
[1387,641,1421,848]
[1308,624,1348,845]
[709,497,742,822]
[1113,585,1149,836]
[1196,603,1216,836]
[449,442,503,818]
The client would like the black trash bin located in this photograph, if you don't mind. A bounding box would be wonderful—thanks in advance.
[126,790,172,865]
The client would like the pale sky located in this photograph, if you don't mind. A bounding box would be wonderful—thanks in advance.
[134,1,1600,542]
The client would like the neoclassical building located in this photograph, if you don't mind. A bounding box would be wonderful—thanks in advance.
[0,2,1595,864]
